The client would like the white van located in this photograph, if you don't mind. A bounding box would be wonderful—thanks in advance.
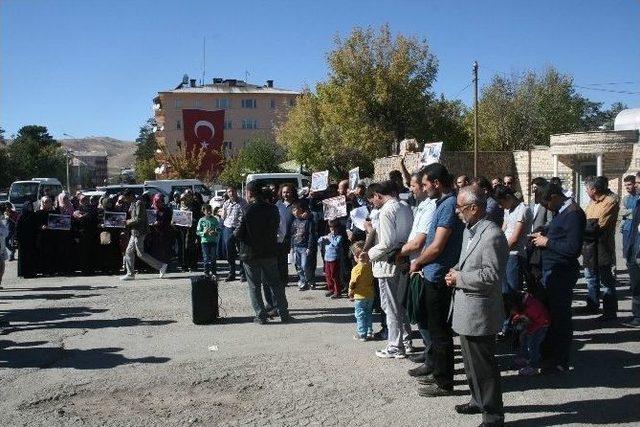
[9,178,64,210]
[245,173,310,194]
[144,179,212,202]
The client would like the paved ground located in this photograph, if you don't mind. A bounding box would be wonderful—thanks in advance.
[0,255,639,426]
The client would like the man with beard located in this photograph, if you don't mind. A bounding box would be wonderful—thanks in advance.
[445,185,508,426]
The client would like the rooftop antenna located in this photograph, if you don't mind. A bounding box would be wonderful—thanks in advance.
[245,70,250,82]
[202,36,206,85]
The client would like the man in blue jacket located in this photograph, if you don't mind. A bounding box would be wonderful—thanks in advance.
[622,172,640,328]
[530,183,586,373]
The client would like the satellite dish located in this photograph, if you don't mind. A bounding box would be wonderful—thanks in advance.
[182,74,189,85]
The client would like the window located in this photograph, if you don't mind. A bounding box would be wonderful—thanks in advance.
[194,99,201,108]
[176,140,182,149]
[175,99,182,109]
[216,99,230,109]
[241,119,258,129]
[223,141,232,149]
[241,99,257,109]
[270,99,276,109]
[176,120,181,130]
[223,120,232,130]
[288,98,296,107]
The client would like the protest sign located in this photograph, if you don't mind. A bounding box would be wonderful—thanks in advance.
[172,210,193,227]
[311,170,329,192]
[103,211,127,228]
[322,196,347,220]
[147,210,157,225]
[420,141,443,166]
[350,206,369,231]
[348,167,360,190]
[47,214,71,231]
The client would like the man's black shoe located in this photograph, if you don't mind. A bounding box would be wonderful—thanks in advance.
[576,305,600,315]
[280,315,296,324]
[416,375,436,385]
[266,308,278,318]
[409,353,426,364]
[455,403,482,415]
[417,384,453,397]
[408,365,433,378]
[253,317,268,325]
[372,328,388,341]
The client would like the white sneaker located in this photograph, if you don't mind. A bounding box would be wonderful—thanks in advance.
[375,348,406,359]
[159,264,168,279]
[120,274,135,281]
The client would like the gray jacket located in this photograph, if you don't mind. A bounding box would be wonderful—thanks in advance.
[128,200,149,237]
[452,219,508,337]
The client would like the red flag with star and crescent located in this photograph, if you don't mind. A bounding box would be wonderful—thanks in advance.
[182,109,225,177]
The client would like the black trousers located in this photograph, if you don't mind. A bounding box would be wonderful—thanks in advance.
[459,335,504,425]
[423,280,454,389]
[276,242,290,286]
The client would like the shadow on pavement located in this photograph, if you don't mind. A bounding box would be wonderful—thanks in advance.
[506,393,640,426]
[0,339,171,369]
[2,285,117,292]
[0,293,101,301]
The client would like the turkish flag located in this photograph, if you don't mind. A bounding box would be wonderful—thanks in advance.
[182,109,225,177]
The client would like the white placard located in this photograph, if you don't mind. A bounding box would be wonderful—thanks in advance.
[322,196,347,220]
[172,210,193,227]
[348,167,360,190]
[311,170,329,192]
[349,206,369,231]
[48,214,72,231]
[420,141,443,166]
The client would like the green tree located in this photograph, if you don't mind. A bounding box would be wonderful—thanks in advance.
[7,125,66,183]
[134,118,158,182]
[218,135,285,186]
[467,67,625,150]
[278,24,449,177]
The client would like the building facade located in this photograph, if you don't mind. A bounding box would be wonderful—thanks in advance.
[71,151,108,188]
[153,77,300,161]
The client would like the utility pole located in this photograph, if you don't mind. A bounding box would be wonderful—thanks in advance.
[473,61,479,177]
[62,133,73,192]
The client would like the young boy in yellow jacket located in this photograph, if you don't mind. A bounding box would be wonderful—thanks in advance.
[349,240,375,341]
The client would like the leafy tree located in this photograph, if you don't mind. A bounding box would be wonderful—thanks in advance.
[467,67,627,150]
[134,118,158,182]
[278,24,446,177]
[7,125,66,184]
[219,135,284,186]
[161,143,208,180]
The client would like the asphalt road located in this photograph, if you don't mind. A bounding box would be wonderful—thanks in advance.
[0,255,639,426]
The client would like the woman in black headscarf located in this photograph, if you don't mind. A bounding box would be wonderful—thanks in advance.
[34,196,56,276]
[16,202,38,278]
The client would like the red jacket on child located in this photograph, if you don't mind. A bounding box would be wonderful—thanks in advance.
[512,293,550,334]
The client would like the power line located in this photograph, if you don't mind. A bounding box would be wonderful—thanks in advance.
[574,85,640,95]
[452,81,472,98]
[577,81,637,87]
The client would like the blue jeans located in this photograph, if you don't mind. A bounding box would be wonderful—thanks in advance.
[294,246,311,287]
[354,298,374,337]
[517,326,548,368]
[201,242,217,275]
[502,255,524,332]
[584,265,617,315]
[626,256,640,322]
[243,257,289,320]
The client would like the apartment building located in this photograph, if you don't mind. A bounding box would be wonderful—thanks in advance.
[153,76,300,159]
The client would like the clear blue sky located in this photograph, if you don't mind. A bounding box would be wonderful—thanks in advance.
[2,0,639,141]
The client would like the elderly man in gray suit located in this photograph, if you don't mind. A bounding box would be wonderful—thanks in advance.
[445,185,509,427]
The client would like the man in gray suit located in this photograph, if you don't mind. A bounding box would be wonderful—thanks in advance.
[445,185,509,427]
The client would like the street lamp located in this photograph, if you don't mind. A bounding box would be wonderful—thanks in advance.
[62,133,75,193]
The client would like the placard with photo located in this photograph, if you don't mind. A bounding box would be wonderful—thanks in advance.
[103,211,127,228]
[47,214,72,231]
[172,210,193,227]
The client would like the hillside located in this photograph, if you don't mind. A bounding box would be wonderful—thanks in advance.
[60,137,136,177]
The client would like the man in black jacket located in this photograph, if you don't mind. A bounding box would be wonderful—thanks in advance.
[235,182,293,324]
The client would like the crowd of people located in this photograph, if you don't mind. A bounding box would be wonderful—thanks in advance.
[215,161,639,426]
[3,160,640,426]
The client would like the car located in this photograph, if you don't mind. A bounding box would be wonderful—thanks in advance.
[9,178,64,210]
[245,173,310,195]
[96,184,166,201]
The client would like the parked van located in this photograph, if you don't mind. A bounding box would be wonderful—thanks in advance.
[245,173,310,193]
[144,179,212,202]
[9,178,64,210]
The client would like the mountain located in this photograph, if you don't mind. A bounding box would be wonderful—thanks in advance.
[59,137,136,177]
